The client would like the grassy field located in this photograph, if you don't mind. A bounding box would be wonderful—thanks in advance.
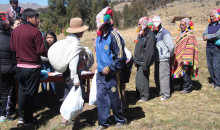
[1,0,220,129]
[0,28,220,130]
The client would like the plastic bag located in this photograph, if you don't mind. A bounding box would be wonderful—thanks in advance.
[89,70,97,106]
[60,86,84,120]
[215,39,220,46]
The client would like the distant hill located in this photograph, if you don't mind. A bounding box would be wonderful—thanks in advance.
[0,2,46,12]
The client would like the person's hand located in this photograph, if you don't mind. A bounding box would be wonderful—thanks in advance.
[134,62,138,67]
[102,66,110,75]
[203,36,207,41]
[74,82,80,86]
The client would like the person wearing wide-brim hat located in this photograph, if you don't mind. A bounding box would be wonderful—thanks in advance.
[60,17,88,126]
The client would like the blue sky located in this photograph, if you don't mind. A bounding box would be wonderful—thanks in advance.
[0,0,48,6]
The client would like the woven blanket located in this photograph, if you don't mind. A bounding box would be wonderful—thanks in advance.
[171,31,199,78]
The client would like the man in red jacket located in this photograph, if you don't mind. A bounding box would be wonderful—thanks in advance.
[6,0,24,24]
[10,8,47,126]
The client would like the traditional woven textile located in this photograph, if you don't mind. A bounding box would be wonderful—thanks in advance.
[96,6,113,29]
[171,31,199,78]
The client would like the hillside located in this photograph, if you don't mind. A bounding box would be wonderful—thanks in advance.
[1,0,220,129]
[148,0,218,38]
[0,2,46,12]
[111,0,218,39]
[111,0,218,40]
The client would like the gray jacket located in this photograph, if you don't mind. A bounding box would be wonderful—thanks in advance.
[154,28,175,62]
[203,21,220,40]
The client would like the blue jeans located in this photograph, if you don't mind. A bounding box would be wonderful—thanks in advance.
[41,62,55,94]
[206,47,220,87]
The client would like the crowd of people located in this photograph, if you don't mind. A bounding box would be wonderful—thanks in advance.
[0,0,220,129]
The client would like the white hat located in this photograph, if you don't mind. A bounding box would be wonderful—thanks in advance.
[152,15,161,27]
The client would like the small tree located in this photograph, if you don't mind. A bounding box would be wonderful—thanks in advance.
[66,0,81,18]
[112,9,121,29]
[122,4,133,28]
[89,0,99,30]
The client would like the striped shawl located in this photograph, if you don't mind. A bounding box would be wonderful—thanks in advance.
[171,31,199,78]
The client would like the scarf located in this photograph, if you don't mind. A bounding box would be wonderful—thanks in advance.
[171,31,199,78]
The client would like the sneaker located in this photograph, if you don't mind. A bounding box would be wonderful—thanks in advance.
[96,125,108,130]
[0,116,7,122]
[17,117,25,127]
[214,86,220,91]
[7,115,15,121]
[115,123,125,128]
[181,90,191,94]
[137,99,147,102]
[161,96,169,101]
[61,120,73,126]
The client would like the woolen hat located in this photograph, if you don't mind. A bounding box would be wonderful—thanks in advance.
[96,6,113,29]
[66,17,89,33]
[152,15,161,27]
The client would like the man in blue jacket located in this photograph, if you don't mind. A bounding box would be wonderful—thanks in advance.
[95,6,127,129]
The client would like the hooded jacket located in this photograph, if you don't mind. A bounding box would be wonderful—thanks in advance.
[134,27,156,71]
[154,27,175,62]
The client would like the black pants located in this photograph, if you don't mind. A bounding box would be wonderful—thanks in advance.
[136,66,150,100]
[172,68,192,92]
[0,72,16,116]
[182,70,192,92]
[206,47,220,87]
[62,68,85,101]
[16,67,41,122]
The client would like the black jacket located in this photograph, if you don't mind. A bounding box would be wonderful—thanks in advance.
[0,30,16,74]
[134,28,156,71]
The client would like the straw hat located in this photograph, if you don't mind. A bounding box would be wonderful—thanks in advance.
[66,17,89,33]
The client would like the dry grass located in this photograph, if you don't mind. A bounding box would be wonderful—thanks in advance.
[1,0,220,129]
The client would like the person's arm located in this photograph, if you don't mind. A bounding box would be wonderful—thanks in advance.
[87,52,94,70]
[104,32,126,74]
[20,7,24,14]
[203,27,208,37]
[206,28,220,40]
[6,10,10,24]
[203,26,220,41]
[34,30,47,55]
[164,33,175,56]
[40,56,49,62]
[10,31,16,52]
[124,47,132,62]
[69,55,80,85]
[142,34,156,71]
